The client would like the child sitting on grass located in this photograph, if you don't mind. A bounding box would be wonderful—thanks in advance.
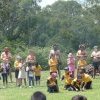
[47,73,59,93]
[61,67,73,90]
[71,74,82,91]
[33,62,42,85]
[80,69,92,90]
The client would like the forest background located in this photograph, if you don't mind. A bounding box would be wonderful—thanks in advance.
[0,0,100,69]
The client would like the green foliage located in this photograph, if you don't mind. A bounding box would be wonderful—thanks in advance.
[0,0,100,68]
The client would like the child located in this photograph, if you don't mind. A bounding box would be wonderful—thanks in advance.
[67,53,75,78]
[31,91,46,100]
[71,74,82,91]
[14,56,21,86]
[72,95,87,100]
[18,58,26,88]
[61,67,73,90]
[47,73,59,93]
[1,60,9,88]
[48,54,58,75]
[26,63,34,87]
[80,69,92,90]
[33,62,42,85]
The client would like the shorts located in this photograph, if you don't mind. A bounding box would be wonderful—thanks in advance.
[35,76,40,81]
[15,69,19,78]
[92,61,100,70]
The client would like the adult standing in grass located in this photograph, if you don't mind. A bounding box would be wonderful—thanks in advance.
[49,44,61,78]
[1,47,12,83]
[91,46,100,78]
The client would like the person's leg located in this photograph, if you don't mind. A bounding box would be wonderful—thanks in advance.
[2,74,5,87]
[29,77,31,86]
[9,70,12,83]
[35,76,38,85]
[38,76,40,85]
[5,73,8,86]
[19,78,22,87]
[32,77,34,86]
[24,78,26,86]
[53,85,59,92]
[85,81,92,89]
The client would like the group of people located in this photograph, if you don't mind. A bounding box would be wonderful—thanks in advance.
[0,44,100,93]
[46,44,100,93]
[0,48,42,88]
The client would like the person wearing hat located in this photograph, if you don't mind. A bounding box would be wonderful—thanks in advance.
[1,47,12,82]
[76,44,87,71]
[61,67,73,90]
[91,46,100,78]
[47,73,59,93]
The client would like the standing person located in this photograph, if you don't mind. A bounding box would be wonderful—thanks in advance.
[76,44,87,72]
[49,44,61,78]
[14,55,22,86]
[26,50,36,81]
[91,46,100,78]
[1,60,10,88]
[18,58,26,88]
[34,62,42,85]
[48,54,58,75]
[1,47,12,82]
[67,52,75,78]
[26,63,34,87]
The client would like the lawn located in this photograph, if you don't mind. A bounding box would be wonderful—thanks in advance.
[0,71,100,100]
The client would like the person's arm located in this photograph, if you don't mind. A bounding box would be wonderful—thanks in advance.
[47,80,50,87]
[1,53,3,60]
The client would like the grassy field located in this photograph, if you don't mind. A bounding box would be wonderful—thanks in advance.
[0,71,100,100]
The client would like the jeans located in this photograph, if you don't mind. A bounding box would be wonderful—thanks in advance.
[29,76,34,86]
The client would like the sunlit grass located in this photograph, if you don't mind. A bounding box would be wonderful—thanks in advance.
[0,71,100,100]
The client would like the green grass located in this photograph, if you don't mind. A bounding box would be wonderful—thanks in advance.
[0,71,100,100]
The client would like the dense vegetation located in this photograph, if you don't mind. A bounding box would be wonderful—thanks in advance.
[0,0,100,68]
